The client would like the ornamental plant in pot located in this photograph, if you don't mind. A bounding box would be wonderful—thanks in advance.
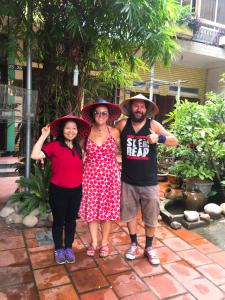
[157,144,174,182]
[166,94,225,200]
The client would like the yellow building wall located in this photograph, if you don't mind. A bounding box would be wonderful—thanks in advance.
[137,63,207,100]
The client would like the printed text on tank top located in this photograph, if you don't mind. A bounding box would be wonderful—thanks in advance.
[126,119,151,160]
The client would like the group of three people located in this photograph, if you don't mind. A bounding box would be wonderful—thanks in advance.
[31,94,178,265]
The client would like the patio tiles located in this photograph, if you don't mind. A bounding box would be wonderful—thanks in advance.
[71,267,109,293]
[95,254,131,275]
[207,251,225,268]
[78,230,94,246]
[24,227,49,239]
[184,277,224,300]
[76,219,89,233]
[27,239,53,253]
[178,248,212,267]
[0,227,23,238]
[219,283,225,292]
[109,231,131,246]
[102,242,119,256]
[0,176,19,202]
[34,265,70,290]
[143,273,186,299]
[0,265,33,287]
[155,246,181,264]
[3,176,225,299]
[72,237,86,252]
[0,234,25,250]
[196,263,225,285]
[0,248,28,267]
[107,270,147,298]
[170,227,202,241]
[127,257,165,277]
[80,288,119,300]
[170,294,196,300]
[188,238,221,254]
[162,237,192,252]
[0,282,38,300]
[155,225,175,239]
[30,249,56,269]
[111,222,124,233]
[65,251,96,272]
[162,260,201,283]
[121,290,158,300]
[39,284,79,300]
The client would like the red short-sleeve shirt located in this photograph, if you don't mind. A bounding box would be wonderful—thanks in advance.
[42,140,82,188]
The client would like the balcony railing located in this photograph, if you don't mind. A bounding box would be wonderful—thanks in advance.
[192,25,219,44]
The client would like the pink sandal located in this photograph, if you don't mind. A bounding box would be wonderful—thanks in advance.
[87,244,97,257]
[99,245,109,258]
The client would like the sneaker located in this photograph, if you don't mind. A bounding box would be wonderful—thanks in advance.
[64,248,75,263]
[125,243,139,260]
[54,248,66,264]
[144,246,160,265]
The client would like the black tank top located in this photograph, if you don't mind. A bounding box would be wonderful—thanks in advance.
[121,118,157,186]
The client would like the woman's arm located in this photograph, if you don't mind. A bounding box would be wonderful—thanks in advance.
[31,125,50,160]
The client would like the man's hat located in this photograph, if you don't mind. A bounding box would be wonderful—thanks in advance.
[81,99,121,124]
[120,94,159,117]
[50,115,91,139]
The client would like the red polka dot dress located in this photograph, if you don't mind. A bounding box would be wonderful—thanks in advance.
[79,134,121,222]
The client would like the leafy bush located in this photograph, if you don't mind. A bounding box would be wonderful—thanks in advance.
[11,161,51,217]
[166,93,225,183]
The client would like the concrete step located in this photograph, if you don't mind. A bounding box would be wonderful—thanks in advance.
[0,157,19,177]
[0,168,18,177]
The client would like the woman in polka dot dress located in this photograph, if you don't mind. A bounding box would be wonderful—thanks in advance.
[79,99,121,257]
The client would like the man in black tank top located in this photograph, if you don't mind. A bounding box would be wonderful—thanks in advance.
[116,94,178,265]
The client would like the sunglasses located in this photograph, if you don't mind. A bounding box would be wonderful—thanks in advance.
[94,110,109,117]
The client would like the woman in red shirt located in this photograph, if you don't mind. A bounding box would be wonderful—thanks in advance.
[31,115,90,264]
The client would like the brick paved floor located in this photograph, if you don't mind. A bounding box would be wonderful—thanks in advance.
[1,175,225,299]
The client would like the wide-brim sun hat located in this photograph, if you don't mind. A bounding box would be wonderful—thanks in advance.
[120,94,159,117]
[50,115,91,139]
[81,99,121,124]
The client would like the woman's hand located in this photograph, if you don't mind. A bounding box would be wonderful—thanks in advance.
[31,124,50,160]
[41,124,50,138]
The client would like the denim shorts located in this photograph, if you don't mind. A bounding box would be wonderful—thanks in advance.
[120,181,160,227]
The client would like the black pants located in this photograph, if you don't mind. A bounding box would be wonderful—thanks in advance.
[49,183,82,250]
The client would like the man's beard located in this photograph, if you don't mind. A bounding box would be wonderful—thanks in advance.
[130,112,147,123]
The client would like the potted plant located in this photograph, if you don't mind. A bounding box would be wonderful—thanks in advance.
[166,94,225,199]
[157,144,174,181]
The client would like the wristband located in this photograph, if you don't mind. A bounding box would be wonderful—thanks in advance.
[158,134,166,143]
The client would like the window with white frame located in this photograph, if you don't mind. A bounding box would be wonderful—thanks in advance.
[200,0,225,25]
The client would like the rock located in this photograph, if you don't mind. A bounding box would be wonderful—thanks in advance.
[12,203,20,213]
[48,212,53,223]
[5,213,23,224]
[22,215,38,227]
[220,203,225,215]
[29,208,40,216]
[199,212,210,221]
[184,210,200,222]
[0,207,15,218]
[5,200,20,213]
[204,203,222,219]
[170,221,182,229]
